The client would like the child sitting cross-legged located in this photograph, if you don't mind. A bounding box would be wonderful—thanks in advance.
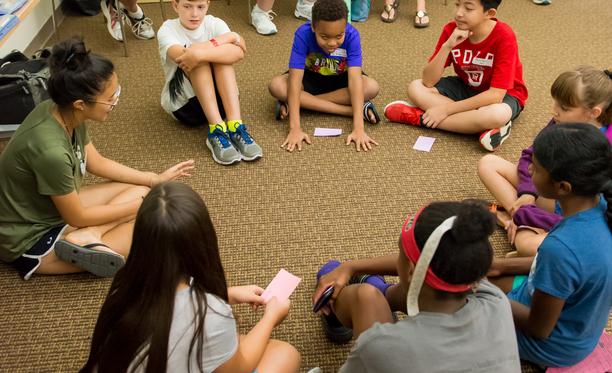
[157,0,262,165]
[385,0,528,151]
[268,0,381,153]
[313,200,521,372]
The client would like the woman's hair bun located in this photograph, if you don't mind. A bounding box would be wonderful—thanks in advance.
[450,201,495,244]
[49,36,90,72]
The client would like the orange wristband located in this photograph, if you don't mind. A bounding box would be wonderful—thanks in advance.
[210,38,219,47]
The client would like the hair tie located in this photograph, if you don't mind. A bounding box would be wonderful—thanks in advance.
[404,215,460,317]
[66,52,76,64]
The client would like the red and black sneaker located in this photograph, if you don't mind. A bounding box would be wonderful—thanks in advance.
[479,121,513,152]
[383,100,424,126]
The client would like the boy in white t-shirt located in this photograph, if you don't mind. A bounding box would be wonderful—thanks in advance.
[157,0,262,165]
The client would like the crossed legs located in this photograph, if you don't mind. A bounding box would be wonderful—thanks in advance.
[37,183,149,275]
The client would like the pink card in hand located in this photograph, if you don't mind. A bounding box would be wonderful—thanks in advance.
[261,269,302,303]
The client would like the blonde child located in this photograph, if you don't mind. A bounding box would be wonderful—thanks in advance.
[158,0,262,165]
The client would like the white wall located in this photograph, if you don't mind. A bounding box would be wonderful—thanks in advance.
[0,0,63,56]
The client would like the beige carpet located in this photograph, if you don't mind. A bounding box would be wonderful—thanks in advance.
[1,0,611,371]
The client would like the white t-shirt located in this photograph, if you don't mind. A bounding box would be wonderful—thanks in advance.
[157,16,231,113]
[130,288,238,373]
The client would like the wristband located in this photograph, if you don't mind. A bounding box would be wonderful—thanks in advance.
[210,38,219,47]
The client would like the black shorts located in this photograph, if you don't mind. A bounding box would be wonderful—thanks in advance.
[11,225,67,280]
[434,76,523,121]
[172,76,226,127]
[302,70,350,96]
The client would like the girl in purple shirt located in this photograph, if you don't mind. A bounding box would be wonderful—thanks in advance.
[478,66,612,257]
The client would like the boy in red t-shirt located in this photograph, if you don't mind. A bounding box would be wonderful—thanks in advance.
[384,0,528,151]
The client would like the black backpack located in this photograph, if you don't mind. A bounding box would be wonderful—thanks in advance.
[0,49,51,125]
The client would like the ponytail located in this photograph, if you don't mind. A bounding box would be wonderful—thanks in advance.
[48,36,114,109]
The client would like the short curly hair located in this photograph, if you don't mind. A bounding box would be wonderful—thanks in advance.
[312,0,348,27]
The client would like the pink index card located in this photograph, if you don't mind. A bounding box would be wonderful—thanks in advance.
[413,136,436,152]
[261,269,302,303]
[547,333,612,373]
[314,128,342,137]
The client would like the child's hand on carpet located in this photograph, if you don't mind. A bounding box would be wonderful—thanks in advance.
[347,129,378,152]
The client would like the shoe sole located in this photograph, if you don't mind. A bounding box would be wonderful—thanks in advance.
[251,22,278,35]
[55,240,125,277]
[479,121,512,152]
[100,1,123,42]
[241,153,263,162]
[294,9,311,20]
[206,139,241,165]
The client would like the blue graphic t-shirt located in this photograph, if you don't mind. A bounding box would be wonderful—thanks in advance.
[508,197,612,367]
[288,22,362,76]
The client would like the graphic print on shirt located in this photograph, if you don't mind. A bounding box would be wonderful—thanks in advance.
[451,49,495,88]
[305,52,348,76]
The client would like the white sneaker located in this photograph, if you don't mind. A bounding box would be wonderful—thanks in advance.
[251,4,278,35]
[125,9,155,40]
[294,0,314,20]
[100,0,123,41]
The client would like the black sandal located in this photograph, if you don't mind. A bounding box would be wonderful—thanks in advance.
[54,240,125,277]
[275,100,288,121]
[363,101,381,124]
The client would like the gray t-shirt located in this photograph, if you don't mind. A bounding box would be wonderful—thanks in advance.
[131,288,238,373]
[339,280,520,373]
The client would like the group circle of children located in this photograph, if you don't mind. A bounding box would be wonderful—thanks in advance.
[0,0,610,371]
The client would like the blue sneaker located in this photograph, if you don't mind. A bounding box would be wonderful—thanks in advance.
[206,128,241,165]
[228,124,263,161]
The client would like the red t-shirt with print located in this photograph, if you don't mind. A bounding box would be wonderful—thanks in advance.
[429,20,528,108]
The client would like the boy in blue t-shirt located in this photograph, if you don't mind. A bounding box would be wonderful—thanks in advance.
[268,0,381,153]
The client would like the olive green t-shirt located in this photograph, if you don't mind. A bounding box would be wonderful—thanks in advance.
[0,100,90,262]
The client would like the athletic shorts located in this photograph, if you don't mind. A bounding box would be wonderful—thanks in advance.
[11,225,68,280]
[172,76,225,127]
[434,76,523,121]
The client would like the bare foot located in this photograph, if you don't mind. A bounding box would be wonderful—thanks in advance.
[496,210,512,228]
[64,230,124,259]
[279,102,288,120]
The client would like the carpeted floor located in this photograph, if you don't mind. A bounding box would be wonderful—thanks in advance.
[1,0,611,372]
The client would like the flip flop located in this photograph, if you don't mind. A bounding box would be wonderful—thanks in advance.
[275,100,288,121]
[363,101,381,124]
[414,10,430,28]
[380,0,399,23]
[54,240,125,277]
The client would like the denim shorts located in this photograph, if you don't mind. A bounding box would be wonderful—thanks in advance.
[434,76,523,121]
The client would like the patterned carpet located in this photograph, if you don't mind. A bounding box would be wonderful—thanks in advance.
[0,0,611,371]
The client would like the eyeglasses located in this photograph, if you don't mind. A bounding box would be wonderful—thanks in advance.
[92,85,121,111]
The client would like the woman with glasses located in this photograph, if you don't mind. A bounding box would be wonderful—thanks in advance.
[0,37,194,279]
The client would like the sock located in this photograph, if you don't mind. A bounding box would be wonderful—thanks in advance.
[209,122,227,134]
[227,120,243,132]
[127,6,144,19]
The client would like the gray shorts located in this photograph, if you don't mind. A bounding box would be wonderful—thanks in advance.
[434,76,523,121]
